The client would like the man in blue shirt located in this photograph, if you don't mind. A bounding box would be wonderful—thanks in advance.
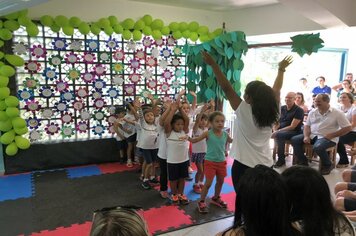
[272,92,304,167]
[312,76,331,95]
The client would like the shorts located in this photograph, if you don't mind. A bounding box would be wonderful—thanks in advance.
[142,148,158,164]
[117,140,126,150]
[204,160,227,180]
[191,153,205,164]
[348,182,356,191]
[126,133,137,143]
[135,147,143,158]
[351,170,356,182]
[167,160,189,181]
[344,198,356,211]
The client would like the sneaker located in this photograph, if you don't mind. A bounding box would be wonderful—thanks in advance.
[273,160,285,168]
[160,191,169,199]
[178,194,190,205]
[133,158,141,165]
[141,181,151,190]
[185,175,193,181]
[197,200,209,214]
[320,165,334,175]
[126,160,133,168]
[188,166,194,173]
[193,184,202,194]
[171,194,179,205]
[149,178,160,186]
[211,196,227,208]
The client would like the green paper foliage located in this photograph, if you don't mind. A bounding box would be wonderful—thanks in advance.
[291,33,324,57]
[186,31,247,102]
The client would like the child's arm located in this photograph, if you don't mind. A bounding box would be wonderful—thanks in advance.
[192,103,209,134]
[272,56,293,104]
[159,100,172,127]
[190,91,197,112]
[164,102,178,134]
[189,131,208,143]
[176,89,185,104]
[208,99,215,113]
[227,133,233,143]
[178,100,190,134]
[113,120,126,140]
[129,98,140,121]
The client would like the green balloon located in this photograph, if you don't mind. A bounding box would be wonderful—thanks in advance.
[69,16,81,27]
[90,24,101,35]
[190,32,199,42]
[14,126,28,135]
[0,28,12,40]
[212,28,223,37]
[108,16,119,27]
[54,15,69,27]
[5,54,24,67]
[0,65,15,77]
[172,31,182,39]
[0,100,6,110]
[142,26,152,36]
[179,22,188,31]
[98,18,111,28]
[0,75,8,87]
[0,20,2,28]
[6,107,19,118]
[122,18,135,30]
[152,30,162,40]
[18,9,28,17]
[122,30,132,40]
[40,15,54,27]
[5,141,18,156]
[0,130,15,144]
[134,20,145,30]
[188,21,199,32]
[50,23,61,33]
[132,30,142,41]
[0,40,3,47]
[113,24,123,34]
[0,111,8,121]
[26,23,39,37]
[104,26,113,36]
[151,19,163,30]
[169,22,179,31]
[5,12,19,20]
[199,34,210,42]
[0,119,12,132]
[161,26,170,35]
[15,136,30,149]
[4,20,20,31]
[142,15,152,26]
[0,52,3,59]
[5,96,19,107]
[12,117,26,128]
[182,30,191,38]
[78,22,90,35]
[198,26,209,35]
[17,16,31,26]
[62,26,74,36]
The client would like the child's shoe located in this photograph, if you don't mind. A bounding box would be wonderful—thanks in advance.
[211,196,227,208]
[193,184,201,194]
[149,177,159,186]
[171,194,179,205]
[178,194,190,205]
[197,200,209,213]
[160,191,169,199]
[141,181,151,190]
[133,157,141,165]
[126,160,133,168]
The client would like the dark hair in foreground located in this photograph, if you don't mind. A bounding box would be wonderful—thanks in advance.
[282,166,354,236]
[170,113,184,126]
[225,165,300,236]
[208,111,225,122]
[244,81,279,128]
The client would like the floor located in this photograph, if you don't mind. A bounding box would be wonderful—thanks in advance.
[159,154,345,236]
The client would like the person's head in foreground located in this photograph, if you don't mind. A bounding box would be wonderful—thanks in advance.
[90,206,150,236]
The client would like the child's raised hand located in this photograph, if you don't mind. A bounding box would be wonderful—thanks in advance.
[189,91,197,97]
[178,89,186,96]
[133,97,141,108]
[209,98,215,107]
[201,103,210,112]
[147,92,154,101]
[278,56,293,71]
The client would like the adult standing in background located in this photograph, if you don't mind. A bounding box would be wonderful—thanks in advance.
[312,76,331,96]
[202,51,292,192]
[332,72,353,92]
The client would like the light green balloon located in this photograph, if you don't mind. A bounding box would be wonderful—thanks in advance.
[54,15,69,27]
[69,16,81,27]
[188,21,199,32]
[5,12,19,20]
[169,22,179,31]
[0,52,3,59]
[5,54,24,67]
[0,111,8,121]
[0,76,8,87]
[5,96,19,107]
[151,19,163,30]
[6,107,19,118]
[50,23,61,33]
[40,15,54,27]
[26,23,39,37]
[90,24,101,35]
[179,22,188,31]
[98,18,110,28]
[132,30,142,41]
[172,31,182,39]
[0,40,3,47]
[161,26,170,36]
[14,126,28,135]
[198,26,209,35]
[15,136,30,149]
[0,28,12,40]
[134,20,145,30]
[4,20,20,31]
[142,26,152,36]
[122,18,135,30]
[5,141,18,156]
[199,34,210,42]
[17,16,31,26]
[78,22,90,35]
[0,100,6,110]
[190,32,199,42]
[122,30,132,40]
[12,117,26,128]
[104,26,113,36]
[142,15,152,26]
[0,119,12,132]
[62,26,74,36]
[182,30,191,38]
[108,16,119,26]
[113,24,123,34]
[0,130,15,144]
[0,65,15,77]
[213,28,223,37]
[0,20,3,28]
[152,30,162,40]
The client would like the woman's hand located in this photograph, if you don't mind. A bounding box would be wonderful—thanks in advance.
[278,56,293,71]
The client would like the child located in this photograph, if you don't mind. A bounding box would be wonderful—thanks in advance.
[121,101,138,168]
[164,101,190,205]
[134,99,159,190]
[191,104,209,193]
[113,106,127,164]
[189,111,233,213]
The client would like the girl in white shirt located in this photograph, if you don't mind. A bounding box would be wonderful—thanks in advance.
[164,101,190,205]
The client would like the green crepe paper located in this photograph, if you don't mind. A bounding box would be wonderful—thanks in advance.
[186,31,247,102]
[291,33,324,57]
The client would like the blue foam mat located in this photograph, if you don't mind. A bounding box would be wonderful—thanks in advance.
[0,173,32,201]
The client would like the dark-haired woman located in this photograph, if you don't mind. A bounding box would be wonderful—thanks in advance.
[282,166,355,236]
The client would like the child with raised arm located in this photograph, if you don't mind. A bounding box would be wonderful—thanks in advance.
[189,111,233,213]
[121,101,138,168]
[113,106,127,164]
[164,100,190,205]
[191,103,209,193]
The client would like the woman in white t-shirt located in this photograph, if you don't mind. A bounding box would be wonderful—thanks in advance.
[202,51,292,192]
[337,92,356,168]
